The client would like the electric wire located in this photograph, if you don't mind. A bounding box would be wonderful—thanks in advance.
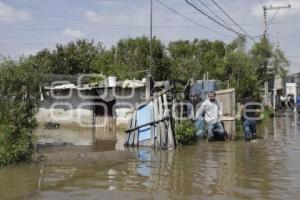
[209,0,256,42]
[185,0,255,47]
[195,0,232,29]
[185,0,246,37]
[155,0,232,38]
[269,9,280,25]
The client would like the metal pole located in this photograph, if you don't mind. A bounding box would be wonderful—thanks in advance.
[263,6,269,106]
[262,4,291,107]
[150,0,153,75]
[263,6,267,38]
[273,77,276,110]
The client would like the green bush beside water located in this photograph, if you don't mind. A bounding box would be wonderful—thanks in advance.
[175,120,197,145]
[262,107,275,120]
[0,125,33,166]
[0,58,41,166]
[235,119,244,140]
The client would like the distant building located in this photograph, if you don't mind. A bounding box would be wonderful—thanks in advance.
[286,72,300,97]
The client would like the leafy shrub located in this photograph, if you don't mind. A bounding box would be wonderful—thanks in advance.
[175,120,197,145]
[0,58,41,166]
[0,124,33,166]
[262,107,275,120]
[235,119,244,140]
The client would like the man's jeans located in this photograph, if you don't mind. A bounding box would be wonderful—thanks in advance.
[207,122,225,140]
[243,120,256,141]
[195,117,206,139]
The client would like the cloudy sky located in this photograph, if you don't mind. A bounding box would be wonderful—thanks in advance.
[0,0,299,74]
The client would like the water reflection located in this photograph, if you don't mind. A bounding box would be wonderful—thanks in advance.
[1,113,300,199]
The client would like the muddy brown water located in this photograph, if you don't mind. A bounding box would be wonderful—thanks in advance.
[1,112,300,200]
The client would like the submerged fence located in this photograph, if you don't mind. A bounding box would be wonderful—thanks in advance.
[125,90,176,149]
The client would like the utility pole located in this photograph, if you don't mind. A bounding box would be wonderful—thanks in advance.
[146,0,153,100]
[262,4,291,107]
[273,32,280,111]
[263,4,291,38]
[149,0,153,75]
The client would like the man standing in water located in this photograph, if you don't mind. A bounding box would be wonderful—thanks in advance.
[280,94,287,109]
[241,91,257,141]
[196,91,225,141]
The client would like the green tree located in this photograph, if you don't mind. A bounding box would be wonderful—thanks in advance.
[92,36,171,80]
[168,39,227,82]
[34,39,104,75]
[250,37,273,87]
[225,37,258,100]
[271,48,289,77]
[0,58,41,166]
[168,40,198,81]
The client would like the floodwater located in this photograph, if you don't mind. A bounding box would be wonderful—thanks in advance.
[1,111,300,200]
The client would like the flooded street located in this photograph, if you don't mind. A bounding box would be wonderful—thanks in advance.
[1,112,300,200]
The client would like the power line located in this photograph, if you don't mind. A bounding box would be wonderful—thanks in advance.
[209,0,256,42]
[184,0,246,37]
[195,0,232,29]
[269,9,280,25]
[185,0,256,47]
[155,0,232,38]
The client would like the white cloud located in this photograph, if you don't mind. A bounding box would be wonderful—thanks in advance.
[62,27,84,38]
[0,1,32,22]
[84,10,134,25]
[85,10,101,23]
[252,0,300,19]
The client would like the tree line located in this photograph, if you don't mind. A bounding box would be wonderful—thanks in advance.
[31,36,288,98]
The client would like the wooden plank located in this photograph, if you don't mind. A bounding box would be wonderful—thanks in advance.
[215,88,235,95]
[162,93,168,111]
[126,89,168,114]
[232,90,236,116]
[163,93,175,149]
[150,102,155,147]
[158,95,166,148]
[133,110,139,146]
[128,110,137,146]
[216,88,236,117]
[153,99,161,148]
[125,116,169,133]
[172,99,177,129]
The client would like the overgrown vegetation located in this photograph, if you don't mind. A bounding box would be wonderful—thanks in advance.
[0,58,42,166]
[262,107,275,120]
[235,119,244,140]
[175,120,197,145]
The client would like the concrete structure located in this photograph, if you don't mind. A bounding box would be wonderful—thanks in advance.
[35,76,171,146]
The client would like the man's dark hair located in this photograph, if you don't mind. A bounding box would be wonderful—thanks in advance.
[208,91,216,95]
